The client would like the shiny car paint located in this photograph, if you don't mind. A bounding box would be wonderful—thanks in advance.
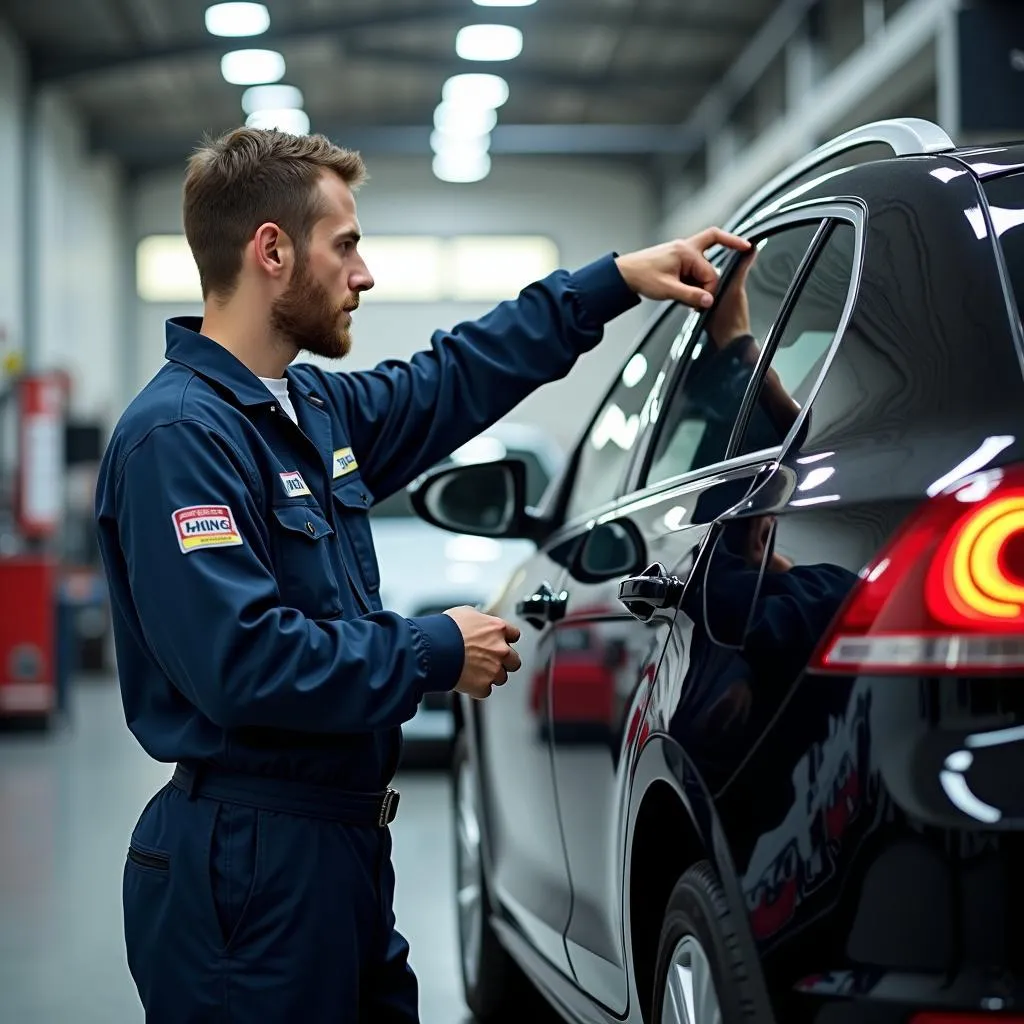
[449,142,1024,1024]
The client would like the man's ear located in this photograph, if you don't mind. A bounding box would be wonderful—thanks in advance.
[252,222,294,281]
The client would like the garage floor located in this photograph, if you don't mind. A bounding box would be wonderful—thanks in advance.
[0,680,472,1024]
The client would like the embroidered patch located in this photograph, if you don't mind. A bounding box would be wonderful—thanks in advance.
[279,470,313,497]
[333,447,358,479]
[172,505,244,554]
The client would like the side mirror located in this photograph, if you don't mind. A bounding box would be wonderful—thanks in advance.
[408,458,541,539]
[571,518,646,583]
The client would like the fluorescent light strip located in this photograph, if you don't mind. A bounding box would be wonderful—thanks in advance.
[455,24,523,61]
[221,48,285,85]
[205,2,270,37]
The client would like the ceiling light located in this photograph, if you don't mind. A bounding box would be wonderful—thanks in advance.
[433,151,491,183]
[245,108,310,135]
[473,0,537,5]
[433,102,497,138]
[431,131,491,158]
[241,84,304,115]
[441,73,509,108]
[455,25,523,61]
[221,48,285,85]
[205,2,270,37]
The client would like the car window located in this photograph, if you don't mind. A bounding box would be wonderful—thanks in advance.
[563,303,691,520]
[370,447,551,518]
[643,222,822,488]
[734,221,857,456]
[984,172,1024,330]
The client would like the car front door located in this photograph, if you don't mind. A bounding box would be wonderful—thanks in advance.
[473,302,688,976]
[547,218,833,1013]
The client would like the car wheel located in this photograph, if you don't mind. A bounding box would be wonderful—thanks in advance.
[653,862,757,1024]
[452,732,549,1022]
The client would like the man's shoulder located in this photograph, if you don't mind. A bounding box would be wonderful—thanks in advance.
[289,360,342,396]
[288,361,357,421]
[110,363,249,465]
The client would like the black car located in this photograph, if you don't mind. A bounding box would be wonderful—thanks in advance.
[410,117,1024,1024]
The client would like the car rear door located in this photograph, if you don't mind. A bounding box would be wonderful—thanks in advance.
[546,218,837,1013]
[648,210,863,956]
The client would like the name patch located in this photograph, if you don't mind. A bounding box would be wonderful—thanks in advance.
[172,505,244,554]
[333,447,358,479]
[279,470,313,497]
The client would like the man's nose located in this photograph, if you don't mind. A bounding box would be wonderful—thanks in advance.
[351,258,374,293]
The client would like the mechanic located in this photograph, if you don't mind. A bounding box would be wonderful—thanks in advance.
[94,126,749,1023]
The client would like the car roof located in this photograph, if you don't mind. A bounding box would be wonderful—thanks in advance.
[949,143,1024,179]
[721,121,1024,239]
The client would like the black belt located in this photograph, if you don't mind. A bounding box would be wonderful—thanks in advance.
[170,764,400,827]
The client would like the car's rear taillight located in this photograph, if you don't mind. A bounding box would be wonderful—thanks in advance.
[810,464,1024,675]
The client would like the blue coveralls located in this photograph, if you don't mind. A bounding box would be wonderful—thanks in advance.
[94,254,638,1022]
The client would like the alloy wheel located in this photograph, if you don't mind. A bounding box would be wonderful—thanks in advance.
[660,935,723,1024]
[455,754,483,990]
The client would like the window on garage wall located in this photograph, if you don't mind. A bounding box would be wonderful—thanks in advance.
[136,235,204,302]
[135,234,559,303]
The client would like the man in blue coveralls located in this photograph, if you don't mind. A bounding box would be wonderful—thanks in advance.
[94,126,749,1022]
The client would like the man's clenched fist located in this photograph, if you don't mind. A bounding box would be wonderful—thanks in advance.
[615,227,750,310]
[444,606,522,700]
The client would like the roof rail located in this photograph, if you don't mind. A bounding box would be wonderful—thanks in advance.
[727,117,957,230]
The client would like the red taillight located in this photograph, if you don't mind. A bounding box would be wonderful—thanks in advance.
[810,465,1024,675]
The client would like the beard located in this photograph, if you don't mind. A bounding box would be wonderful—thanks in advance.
[269,259,353,360]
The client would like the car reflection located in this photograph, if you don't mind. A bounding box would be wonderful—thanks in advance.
[665,509,873,944]
[532,615,624,744]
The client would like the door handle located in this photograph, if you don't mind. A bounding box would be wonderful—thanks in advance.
[618,562,685,622]
[516,581,569,629]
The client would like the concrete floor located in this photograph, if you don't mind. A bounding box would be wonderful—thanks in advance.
[0,679,472,1024]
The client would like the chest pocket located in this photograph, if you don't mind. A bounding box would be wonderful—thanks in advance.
[270,502,342,618]
[331,477,381,602]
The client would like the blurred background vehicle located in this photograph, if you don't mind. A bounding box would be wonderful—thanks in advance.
[371,420,564,763]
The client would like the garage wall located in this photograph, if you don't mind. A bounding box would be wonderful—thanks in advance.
[0,20,26,368]
[0,18,126,427]
[29,90,124,425]
[132,156,658,452]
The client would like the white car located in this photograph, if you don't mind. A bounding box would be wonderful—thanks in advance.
[369,422,565,761]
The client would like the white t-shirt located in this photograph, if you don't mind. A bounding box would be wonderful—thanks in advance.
[260,376,298,425]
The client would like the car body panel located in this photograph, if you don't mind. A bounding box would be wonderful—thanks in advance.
[475,542,577,974]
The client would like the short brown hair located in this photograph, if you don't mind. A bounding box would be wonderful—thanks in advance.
[182,127,367,299]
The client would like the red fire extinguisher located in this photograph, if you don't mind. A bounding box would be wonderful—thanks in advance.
[0,372,66,720]
[16,372,66,541]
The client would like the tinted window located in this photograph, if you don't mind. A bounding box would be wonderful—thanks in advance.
[564,304,690,519]
[735,222,857,456]
[370,448,551,518]
[984,173,1024,329]
[644,222,821,487]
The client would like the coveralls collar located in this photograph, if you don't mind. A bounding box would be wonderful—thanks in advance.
[165,316,317,407]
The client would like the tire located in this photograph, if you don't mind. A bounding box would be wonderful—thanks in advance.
[451,732,553,1022]
[652,861,757,1024]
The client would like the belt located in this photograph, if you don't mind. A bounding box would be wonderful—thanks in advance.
[170,764,400,827]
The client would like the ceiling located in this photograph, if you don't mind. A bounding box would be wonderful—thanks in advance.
[3,0,779,174]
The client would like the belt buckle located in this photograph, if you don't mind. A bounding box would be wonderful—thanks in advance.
[378,788,400,827]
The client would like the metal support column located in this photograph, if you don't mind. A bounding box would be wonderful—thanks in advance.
[936,3,962,141]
